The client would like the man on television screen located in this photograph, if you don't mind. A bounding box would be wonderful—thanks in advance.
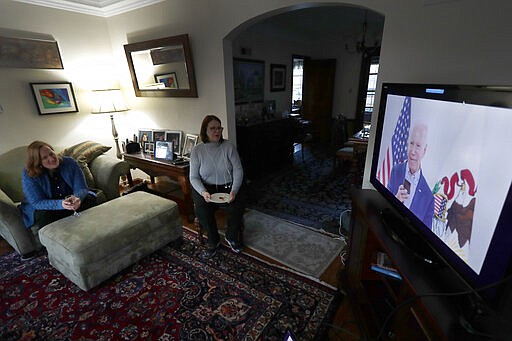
[387,123,435,229]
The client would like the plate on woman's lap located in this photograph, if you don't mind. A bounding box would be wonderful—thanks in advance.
[210,193,229,203]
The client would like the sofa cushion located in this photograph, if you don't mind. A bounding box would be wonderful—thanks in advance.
[60,141,111,188]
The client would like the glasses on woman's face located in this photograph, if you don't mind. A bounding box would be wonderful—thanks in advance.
[208,126,224,132]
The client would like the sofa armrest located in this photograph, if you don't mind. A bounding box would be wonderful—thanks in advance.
[89,155,130,201]
[0,189,38,255]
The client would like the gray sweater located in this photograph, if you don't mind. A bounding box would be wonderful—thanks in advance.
[189,140,243,195]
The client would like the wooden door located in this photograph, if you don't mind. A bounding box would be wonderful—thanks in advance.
[301,59,336,143]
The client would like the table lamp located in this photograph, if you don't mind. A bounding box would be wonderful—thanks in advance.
[91,89,129,159]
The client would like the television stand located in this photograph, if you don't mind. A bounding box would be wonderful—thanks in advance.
[341,189,473,340]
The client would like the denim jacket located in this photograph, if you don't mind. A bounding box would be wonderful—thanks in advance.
[20,156,88,227]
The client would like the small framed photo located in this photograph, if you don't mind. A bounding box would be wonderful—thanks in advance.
[270,64,286,92]
[165,130,183,155]
[138,129,153,144]
[153,130,166,141]
[155,72,178,89]
[182,134,199,159]
[30,82,78,115]
[144,141,154,154]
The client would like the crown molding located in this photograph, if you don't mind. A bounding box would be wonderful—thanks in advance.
[14,0,165,17]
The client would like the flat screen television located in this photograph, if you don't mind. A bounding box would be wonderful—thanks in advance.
[370,83,512,308]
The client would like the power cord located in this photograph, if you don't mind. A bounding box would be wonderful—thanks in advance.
[339,209,351,235]
[337,209,351,265]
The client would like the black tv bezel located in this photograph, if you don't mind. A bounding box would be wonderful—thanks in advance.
[369,82,512,306]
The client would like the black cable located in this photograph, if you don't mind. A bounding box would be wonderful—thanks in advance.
[373,271,512,340]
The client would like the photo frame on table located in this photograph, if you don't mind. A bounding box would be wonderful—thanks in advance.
[144,141,154,154]
[182,134,199,159]
[30,82,78,115]
[138,129,153,145]
[155,72,179,89]
[270,64,286,92]
[153,130,166,141]
[165,130,183,155]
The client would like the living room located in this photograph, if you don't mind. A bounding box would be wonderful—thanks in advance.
[1,0,511,339]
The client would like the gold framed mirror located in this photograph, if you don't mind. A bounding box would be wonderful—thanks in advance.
[124,34,198,97]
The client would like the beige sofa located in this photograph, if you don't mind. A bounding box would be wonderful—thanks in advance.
[0,143,130,256]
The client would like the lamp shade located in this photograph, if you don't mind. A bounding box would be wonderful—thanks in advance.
[91,89,129,113]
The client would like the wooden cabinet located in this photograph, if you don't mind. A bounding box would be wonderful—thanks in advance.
[236,118,294,179]
[341,189,467,340]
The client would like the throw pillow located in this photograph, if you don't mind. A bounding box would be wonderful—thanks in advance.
[60,141,112,188]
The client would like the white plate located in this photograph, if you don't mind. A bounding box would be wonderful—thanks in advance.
[210,193,230,203]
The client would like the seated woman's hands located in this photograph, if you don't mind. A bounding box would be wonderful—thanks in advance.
[62,196,81,211]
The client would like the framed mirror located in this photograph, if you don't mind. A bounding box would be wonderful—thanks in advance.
[124,34,198,97]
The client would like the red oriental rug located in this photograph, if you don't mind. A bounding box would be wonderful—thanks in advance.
[0,230,339,340]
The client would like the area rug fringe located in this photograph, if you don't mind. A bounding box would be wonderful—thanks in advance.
[262,210,347,243]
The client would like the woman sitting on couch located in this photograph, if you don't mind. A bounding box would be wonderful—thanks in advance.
[20,140,96,229]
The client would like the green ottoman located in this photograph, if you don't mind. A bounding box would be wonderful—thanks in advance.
[39,191,182,291]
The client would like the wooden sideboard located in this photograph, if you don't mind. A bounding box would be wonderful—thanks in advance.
[236,118,294,179]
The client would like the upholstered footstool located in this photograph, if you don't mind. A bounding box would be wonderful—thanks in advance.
[39,191,182,291]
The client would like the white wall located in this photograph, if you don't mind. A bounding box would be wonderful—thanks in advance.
[1,0,511,189]
[0,0,117,153]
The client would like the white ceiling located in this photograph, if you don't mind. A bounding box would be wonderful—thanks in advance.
[13,0,165,17]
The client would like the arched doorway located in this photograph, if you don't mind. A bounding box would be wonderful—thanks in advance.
[222,4,384,148]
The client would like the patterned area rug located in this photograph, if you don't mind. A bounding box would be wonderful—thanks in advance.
[243,210,346,278]
[246,144,361,235]
[0,230,339,340]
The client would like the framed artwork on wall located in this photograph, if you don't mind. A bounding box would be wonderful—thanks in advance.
[1,37,63,69]
[165,130,183,155]
[30,82,78,115]
[182,134,198,159]
[270,64,286,92]
[233,58,264,104]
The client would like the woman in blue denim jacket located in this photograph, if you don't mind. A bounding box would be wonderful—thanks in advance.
[20,141,93,228]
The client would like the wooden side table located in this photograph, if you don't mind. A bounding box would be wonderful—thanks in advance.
[123,152,194,221]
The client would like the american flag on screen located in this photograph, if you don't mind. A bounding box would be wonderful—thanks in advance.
[377,96,411,187]
[434,193,448,220]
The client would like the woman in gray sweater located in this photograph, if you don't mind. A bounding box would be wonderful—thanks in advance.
[189,115,245,257]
